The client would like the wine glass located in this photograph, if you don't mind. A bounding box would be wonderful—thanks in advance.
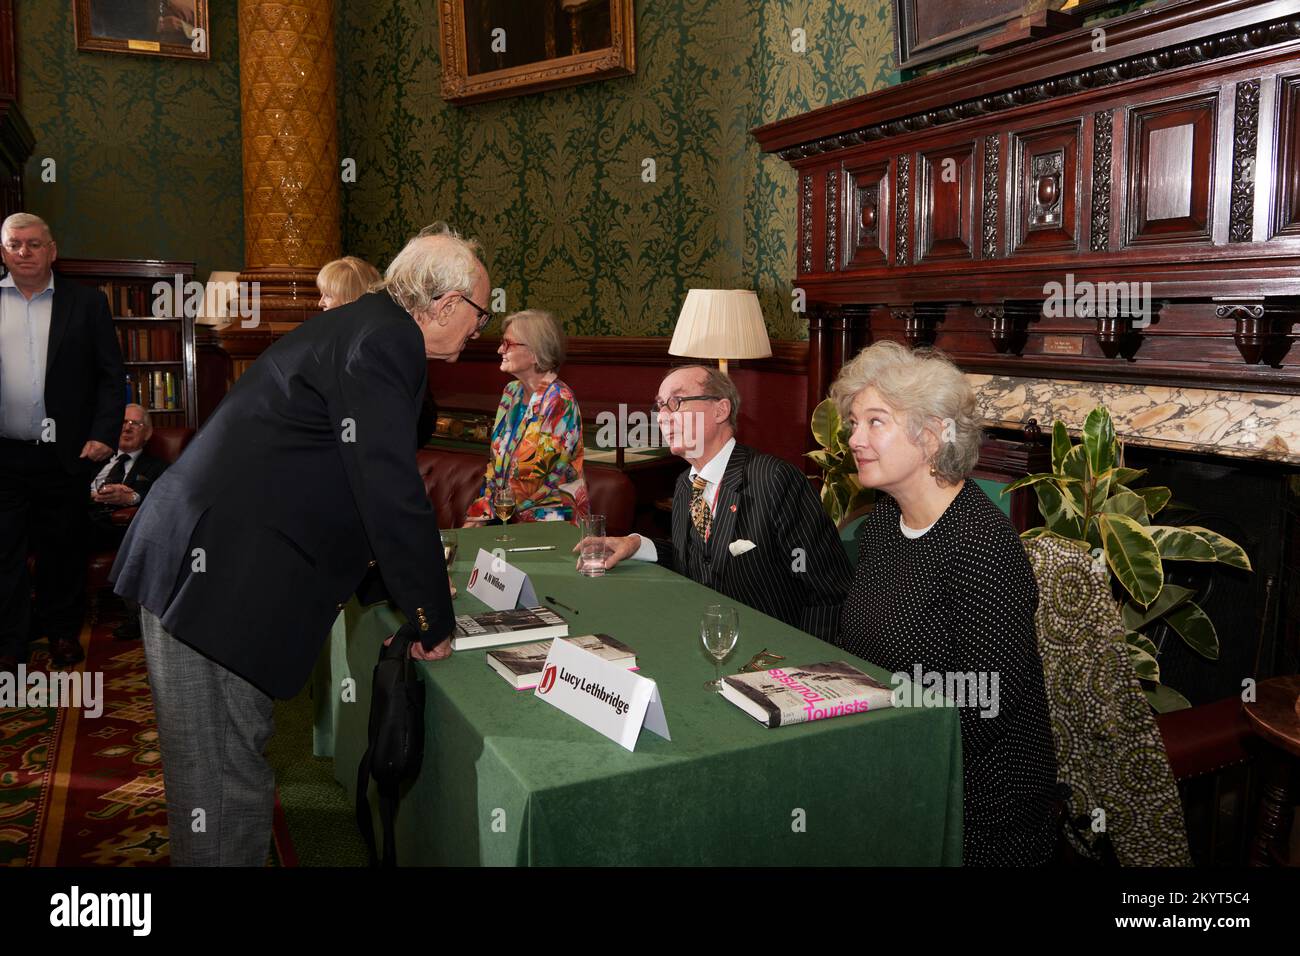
[701,605,739,692]
[494,484,516,542]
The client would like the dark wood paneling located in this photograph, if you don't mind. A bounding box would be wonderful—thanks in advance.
[918,141,975,262]
[1274,73,1300,238]
[845,158,890,268]
[1011,121,1081,254]
[1125,92,1218,246]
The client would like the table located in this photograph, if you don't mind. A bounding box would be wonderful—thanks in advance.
[1243,675,1300,866]
[313,522,964,865]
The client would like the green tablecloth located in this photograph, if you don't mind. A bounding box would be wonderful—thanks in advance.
[314,522,963,865]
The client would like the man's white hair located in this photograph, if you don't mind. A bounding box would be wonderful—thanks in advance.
[2,212,53,242]
[375,221,483,313]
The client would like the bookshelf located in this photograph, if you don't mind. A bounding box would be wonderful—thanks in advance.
[54,258,198,429]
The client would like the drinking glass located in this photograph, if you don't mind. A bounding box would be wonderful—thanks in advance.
[701,605,739,692]
[577,514,607,577]
[494,485,516,542]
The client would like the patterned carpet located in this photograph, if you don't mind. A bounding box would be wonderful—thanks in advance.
[1,596,296,867]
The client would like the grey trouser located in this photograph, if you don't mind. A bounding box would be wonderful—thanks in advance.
[141,608,275,866]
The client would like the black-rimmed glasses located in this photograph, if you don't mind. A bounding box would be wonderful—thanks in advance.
[651,395,721,414]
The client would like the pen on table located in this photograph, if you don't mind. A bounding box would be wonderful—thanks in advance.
[546,595,578,615]
[506,545,555,553]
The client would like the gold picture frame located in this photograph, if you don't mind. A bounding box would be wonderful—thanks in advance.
[74,0,211,61]
[440,0,635,106]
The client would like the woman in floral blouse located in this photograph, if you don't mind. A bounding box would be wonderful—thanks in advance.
[465,310,589,524]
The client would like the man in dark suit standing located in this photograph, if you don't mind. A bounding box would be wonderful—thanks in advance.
[0,213,124,673]
[88,403,169,641]
[578,365,851,642]
[112,224,491,866]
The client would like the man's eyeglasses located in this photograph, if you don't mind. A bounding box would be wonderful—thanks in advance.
[122,420,146,429]
[4,240,47,252]
[461,293,492,332]
[651,395,721,414]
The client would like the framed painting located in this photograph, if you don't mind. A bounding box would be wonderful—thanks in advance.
[440,0,635,106]
[74,0,210,61]
[894,1,1124,70]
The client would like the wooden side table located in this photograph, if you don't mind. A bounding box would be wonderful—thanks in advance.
[1243,675,1300,866]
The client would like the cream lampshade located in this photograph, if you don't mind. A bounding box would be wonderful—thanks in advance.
[196,271,242,327]
[668,289,772,375]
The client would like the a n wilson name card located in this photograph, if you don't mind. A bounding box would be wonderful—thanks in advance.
[534,637,670,752]
[466,548,538,611]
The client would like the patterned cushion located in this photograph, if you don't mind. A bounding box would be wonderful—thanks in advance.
[1024,535,1191,866]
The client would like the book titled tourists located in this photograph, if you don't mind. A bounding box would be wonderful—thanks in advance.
[451,606,568,651]
[721,661,894,728]
[486,633,638,690]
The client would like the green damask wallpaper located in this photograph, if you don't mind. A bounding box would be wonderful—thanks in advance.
[337,0,900,340]
[16,3,243,279]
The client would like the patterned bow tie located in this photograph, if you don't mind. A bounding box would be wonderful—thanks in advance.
[690,474,712,541]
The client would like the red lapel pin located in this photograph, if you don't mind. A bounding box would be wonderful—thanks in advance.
[729,504,737,512]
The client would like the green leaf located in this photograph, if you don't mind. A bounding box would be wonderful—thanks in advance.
[805,449,834,470]
[1097,513,1164,606]
[1084,516,1103,551]
[1100,489,1145,520]
[1001,472,1075,495]
[1035,481,1085,539]
[1061,443,1089,482]
[1143,683,1192,713]
[1179,526,1252,571]
[1122,584,1194,630]
[1083,406,1117,477]
[1164,601,1219,661]
[1125,630,1160,660]
[1148,526,1217,562]
[810,399,840,449]
[1051,420,1072,474]
[1124,635,1161,682]
[1089,467,1116,513]
[1113,466,1147,486]
[1126,484,1171,518]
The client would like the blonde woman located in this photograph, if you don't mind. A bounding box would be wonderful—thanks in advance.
[830,341,1057,867]
[316,256,381,310]
[465,310,588,524]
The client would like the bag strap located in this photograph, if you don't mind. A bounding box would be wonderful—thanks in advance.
[354,629,418,868]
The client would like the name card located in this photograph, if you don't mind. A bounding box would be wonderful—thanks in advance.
[535,637,671,752]
[466,548,538,611]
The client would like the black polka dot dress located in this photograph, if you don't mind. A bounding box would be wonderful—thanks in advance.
[837,480,1058,866]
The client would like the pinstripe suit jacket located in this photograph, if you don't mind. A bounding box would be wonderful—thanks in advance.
[651,442,851,643]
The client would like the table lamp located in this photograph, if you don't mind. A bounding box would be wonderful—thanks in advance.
[668,289,772,375]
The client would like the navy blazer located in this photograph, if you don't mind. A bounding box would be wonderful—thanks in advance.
[111,293,453,698]
[652,442,852,643]
[32,276,126,473]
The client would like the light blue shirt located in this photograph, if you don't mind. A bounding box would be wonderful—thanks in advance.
[0,272,55,440]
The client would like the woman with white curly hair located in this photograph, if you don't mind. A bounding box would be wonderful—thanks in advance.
[830,341,1058,867]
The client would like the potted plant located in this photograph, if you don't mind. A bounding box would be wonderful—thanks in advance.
[807,398,874,527]
[1003,406,1252,712]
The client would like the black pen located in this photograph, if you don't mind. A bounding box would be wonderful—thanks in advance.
[546,595,578,615]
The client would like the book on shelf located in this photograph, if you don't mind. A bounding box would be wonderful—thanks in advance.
[451,606,568,651]
[123,370,182,410]
[721,661,895,728]
[117,325,181,362]
[486,633,637,690]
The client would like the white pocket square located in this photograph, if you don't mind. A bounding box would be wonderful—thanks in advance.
[728,539,757,556]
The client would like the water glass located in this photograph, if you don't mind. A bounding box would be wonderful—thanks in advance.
[577,513,607,577]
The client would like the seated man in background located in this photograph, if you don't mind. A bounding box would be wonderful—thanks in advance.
[88,403,168,640]
[575,365,851,643]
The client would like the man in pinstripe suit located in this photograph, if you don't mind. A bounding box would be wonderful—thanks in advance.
[578,365,851,642]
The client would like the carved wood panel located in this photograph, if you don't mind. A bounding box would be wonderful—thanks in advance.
[1011,122,1080,254]
[918,142,975,262]
[1125,92,1217,246]
[1273,73,1300,238]
[845,159,890,268]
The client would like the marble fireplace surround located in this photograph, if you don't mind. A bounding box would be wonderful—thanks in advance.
[969,375,1300,467]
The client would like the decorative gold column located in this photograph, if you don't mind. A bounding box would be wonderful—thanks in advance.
[236,0,340,323]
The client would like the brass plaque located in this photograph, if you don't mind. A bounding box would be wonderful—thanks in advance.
[127,39,162,52]
[1044,335,1084,355]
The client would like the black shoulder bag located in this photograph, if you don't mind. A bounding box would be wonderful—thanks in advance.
[354,623,426,867]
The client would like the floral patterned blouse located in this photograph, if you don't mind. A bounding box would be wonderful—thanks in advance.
[465,379,589,524]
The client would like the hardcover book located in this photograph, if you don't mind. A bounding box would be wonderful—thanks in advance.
[721,661,894,728]
[451,606,568,651]
[486,633,637,690]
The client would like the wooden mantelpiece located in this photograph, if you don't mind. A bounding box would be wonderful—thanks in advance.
[754,0,1300,422]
